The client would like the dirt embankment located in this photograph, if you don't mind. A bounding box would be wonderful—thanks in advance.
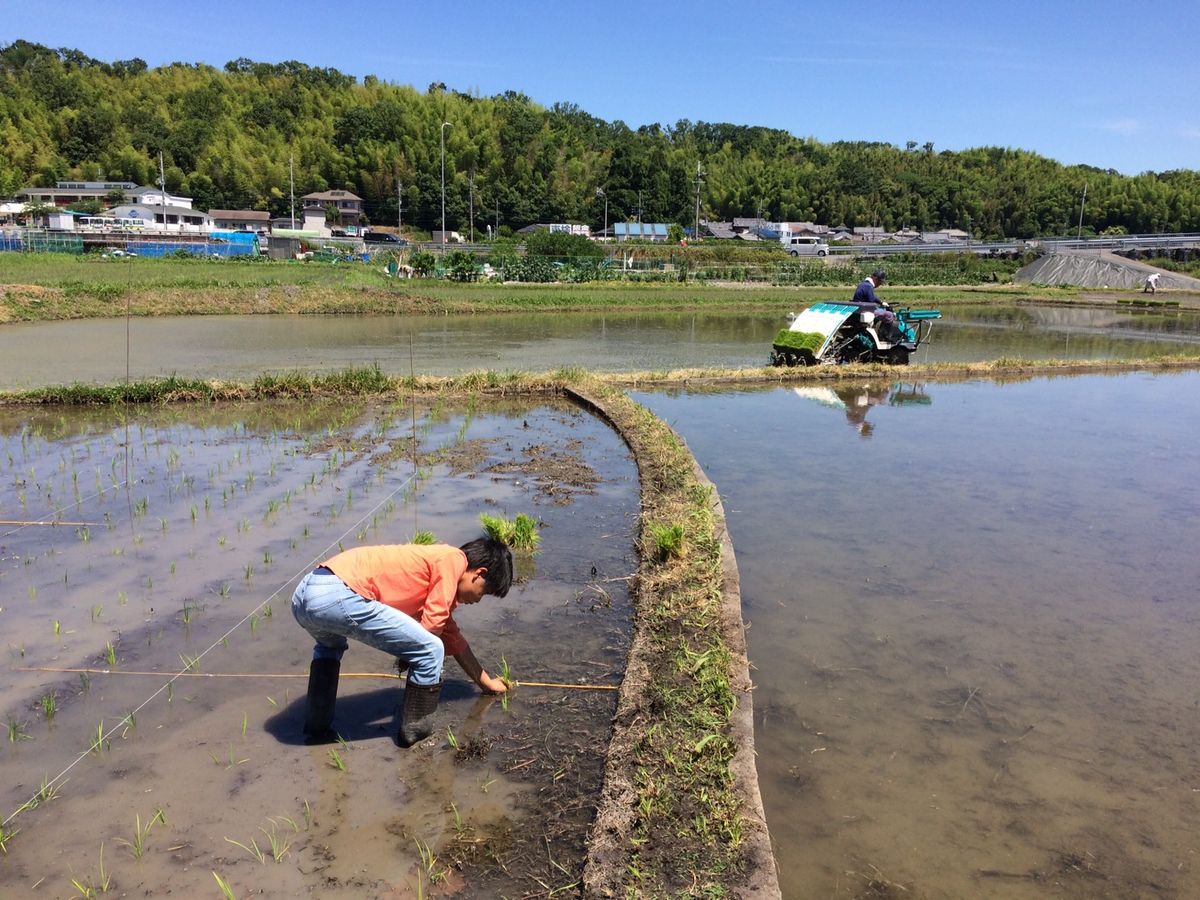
[1017,250,1200,297]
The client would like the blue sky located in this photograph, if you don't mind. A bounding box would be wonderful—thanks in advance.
[4,0,1197,175]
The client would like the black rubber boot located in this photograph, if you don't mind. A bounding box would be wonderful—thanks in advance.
[397,676,442,748]
[302,658,340,745]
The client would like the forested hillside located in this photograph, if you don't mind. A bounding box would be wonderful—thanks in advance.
[3,40,1198,238]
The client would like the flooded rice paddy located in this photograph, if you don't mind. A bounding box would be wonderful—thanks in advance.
[1,304,1199,388]
[636,371,1200,898]
[0,397,638,897]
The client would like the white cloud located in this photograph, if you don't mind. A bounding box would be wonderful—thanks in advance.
[1098,118,1143,136]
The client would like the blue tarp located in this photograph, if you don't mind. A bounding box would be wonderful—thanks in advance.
[209,230,261,247]
[134,241,256,258]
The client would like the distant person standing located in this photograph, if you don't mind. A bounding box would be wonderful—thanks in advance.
[1143,272,1161,294]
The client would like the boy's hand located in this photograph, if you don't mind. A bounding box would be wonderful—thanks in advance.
[480,673,508,694]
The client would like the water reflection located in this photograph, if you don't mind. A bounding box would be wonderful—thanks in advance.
[1,305,1198,388]
[793,382,933,437]
[636,373,1200,898]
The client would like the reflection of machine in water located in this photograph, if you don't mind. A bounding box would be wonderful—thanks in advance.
[792,382,933,437]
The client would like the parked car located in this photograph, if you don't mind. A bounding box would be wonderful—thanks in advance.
[364,231,408,245]
[783,235,830,257]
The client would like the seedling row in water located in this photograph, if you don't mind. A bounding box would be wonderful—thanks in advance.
[0,396,625,897]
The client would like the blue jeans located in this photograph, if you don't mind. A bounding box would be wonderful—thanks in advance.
[291,570,444,686]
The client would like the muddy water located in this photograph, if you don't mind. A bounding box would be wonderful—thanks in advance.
[636,373,1200,898]
[0,398,638,896]
[2,305,1199,388]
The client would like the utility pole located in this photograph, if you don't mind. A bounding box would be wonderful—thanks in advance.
[1077,182,1088,241]
[158,150,168,232]
[397,179,402,234]
[289,155,296,229]
[468,169,475,243]
[693,162,705,243]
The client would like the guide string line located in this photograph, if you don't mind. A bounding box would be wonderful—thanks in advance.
[0,477,131,540]
[3,465,418,830]
[13,666,620,692]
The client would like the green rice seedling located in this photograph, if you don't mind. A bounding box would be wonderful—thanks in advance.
[169,561,176,575]
[53,619,61,637]
[218,535,227,546]
[262,601,273,619]
[211,744,249,769]
[180,653,200,673]
[158,517,168,533]
[326,748,347,771]
[225,834,266,865]
[303,800,313,831]
[479,775,496,794]
[25,773,60,809]
[40,692,57,721]
[91,604,103,622]
[261,818,294,863]
[7,715,31,743]
[116,809,163,860]
[511,513,540,550]
[249,614,259,635]
[27,586,36,601]
[0,822,17,854]
[649,522,686,561]
[244,564,254,581]
[217,583,231,598]
[204,495,211,512]
[263,551,272,568]
[88,721,108,755]
[117,591,127,605]
[105,641,117,666]
[79,672,91,692]
[479,512,540,550]
[68,843,111,897]
[212,871,237,899]
[134,497,149,517]
[414,837,449,886]
[144,575,153,590]
[76,526,91,542]
[241,713,248,738]
[446,727,460,751]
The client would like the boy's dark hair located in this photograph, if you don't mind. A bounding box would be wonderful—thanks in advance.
[460,537,514,598]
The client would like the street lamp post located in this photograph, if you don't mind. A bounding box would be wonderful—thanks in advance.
[440,121,452,252]
[596,187,607,241]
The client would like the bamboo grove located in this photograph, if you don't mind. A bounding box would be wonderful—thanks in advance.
[3,40,1200,238]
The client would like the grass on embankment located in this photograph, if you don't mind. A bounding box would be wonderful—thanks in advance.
[5,352,1200,408]
[0,253,1076,322]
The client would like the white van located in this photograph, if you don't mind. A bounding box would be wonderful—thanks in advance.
[784,235,830,257]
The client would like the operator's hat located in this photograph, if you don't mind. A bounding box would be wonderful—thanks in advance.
[872,269,886,282]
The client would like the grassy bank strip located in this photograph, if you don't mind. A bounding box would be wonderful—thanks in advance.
[568,380,777,898]
[5,354,1200,408]
[1,275,1076,323]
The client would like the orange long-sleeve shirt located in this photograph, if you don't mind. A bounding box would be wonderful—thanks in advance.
[322,544,469,656]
